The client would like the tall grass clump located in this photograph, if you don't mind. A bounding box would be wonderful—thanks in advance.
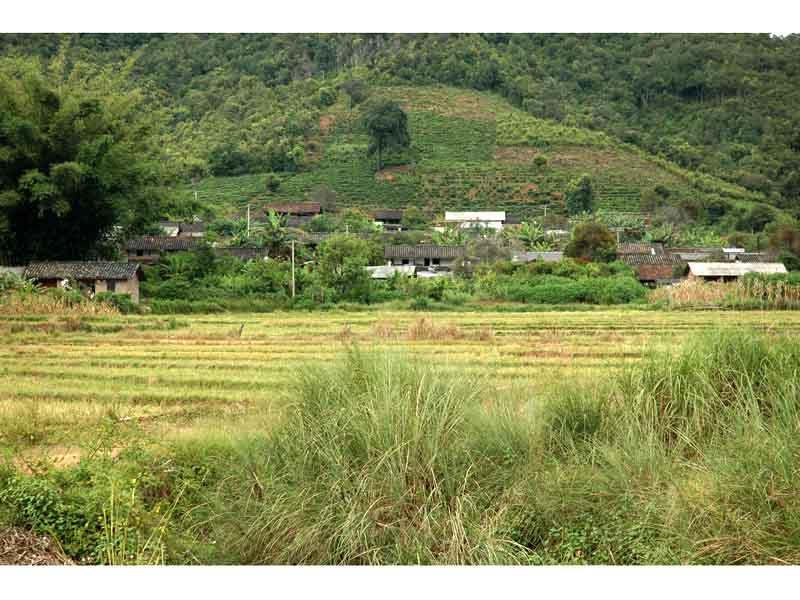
[617,328,800,442]
[208,347,534,564]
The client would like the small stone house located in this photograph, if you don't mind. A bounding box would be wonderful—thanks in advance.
[24,262,142,303]
[384,245,466,270]
[126,236,204,264]
[371,209,404,231]
[619,253,683,285]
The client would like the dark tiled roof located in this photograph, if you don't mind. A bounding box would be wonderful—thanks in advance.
[617,242,665,255]
[371,209,403,220]
[179,222,206,233]
[25,262,140,280]
[620,254,682,266]
[266,202,321,215]
[736,253,777,263]
[126,237,204,251]
[213,247,270,260]
[384,245,466,259]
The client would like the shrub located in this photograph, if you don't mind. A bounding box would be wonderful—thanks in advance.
[95,292,138,315]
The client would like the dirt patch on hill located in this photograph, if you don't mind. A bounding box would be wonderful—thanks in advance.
[375,164,413,182]
[0,527,74,565]
[494,146,542,163]
[319,114,336,133]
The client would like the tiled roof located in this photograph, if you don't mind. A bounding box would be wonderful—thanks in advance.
[736,253,777,263]
[126,237,204,251]
[213,247,270,260]
[371,209,403,220]
[179,222,206,233]
[511,251,564,263]
[25,262,140,280]
[617,242,665,255]
[384,245,466,259]
[620,254,682,266]
[266,202,321,215]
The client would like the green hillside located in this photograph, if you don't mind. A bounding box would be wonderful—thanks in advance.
[187,85,766,223]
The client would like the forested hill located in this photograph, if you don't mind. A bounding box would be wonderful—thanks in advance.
[1,33,799,223]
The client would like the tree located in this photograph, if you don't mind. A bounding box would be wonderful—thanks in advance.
[564,222,617,263]
[308,184,337,213]
[337,208,376,234]
[516,221,546,249]
[261,209,288,257]
[317,86,336,108]
[362,98,410,172]
[340,78,368,108]
[400,206,429,230]
[0,56,167,263]
[264,173,281,193]
[739,204,775,232]
[565,174,595,215]
[432,225,468,246]
[314,234,375,302]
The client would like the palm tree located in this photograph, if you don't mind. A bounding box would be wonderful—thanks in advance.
[262,209,288,256]
[517,221,546,249]
[432,224,467,246]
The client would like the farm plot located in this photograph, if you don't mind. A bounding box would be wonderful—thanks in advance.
[2,309,799,454]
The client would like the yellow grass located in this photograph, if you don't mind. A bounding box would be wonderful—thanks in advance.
[2,309,800,455]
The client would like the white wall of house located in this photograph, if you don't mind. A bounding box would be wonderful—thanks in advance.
[445,211,506,230]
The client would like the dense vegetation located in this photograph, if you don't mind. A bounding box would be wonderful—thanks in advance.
[0,35,798,231]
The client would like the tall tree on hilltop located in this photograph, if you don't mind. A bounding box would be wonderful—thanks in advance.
[565,174,595,216]
[362,98,410,172]
[0,55,168,263]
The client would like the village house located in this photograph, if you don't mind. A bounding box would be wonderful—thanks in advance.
[668,247,719,262]
[617,242,665,256]
[616,243,681,285]
[177,222,206,238]
[511,251,564,263]
[157,221,181,237]
[687,261,787,282]
[212,247,271,261]
[620,253,683,285]
[444,211,507,231]
[370,209,404,231]
[384,245,466,270]
[126,236,205,264]
[24,262,142,303]
[156,221,206,238]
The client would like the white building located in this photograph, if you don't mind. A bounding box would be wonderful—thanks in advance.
[444,211,506,231]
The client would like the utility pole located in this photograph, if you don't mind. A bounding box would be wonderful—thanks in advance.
[291,240,296,298]
[247,204,251,239]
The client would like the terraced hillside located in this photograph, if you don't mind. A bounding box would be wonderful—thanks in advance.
[186,86,766,222]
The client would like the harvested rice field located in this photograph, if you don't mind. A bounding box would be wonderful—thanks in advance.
[2,309,799,454]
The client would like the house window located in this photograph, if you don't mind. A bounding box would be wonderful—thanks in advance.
[424,258,431,266]
[107,280,117,293]
[401,259,409,265]
[136,250,144,257]
[432,258,441,266]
